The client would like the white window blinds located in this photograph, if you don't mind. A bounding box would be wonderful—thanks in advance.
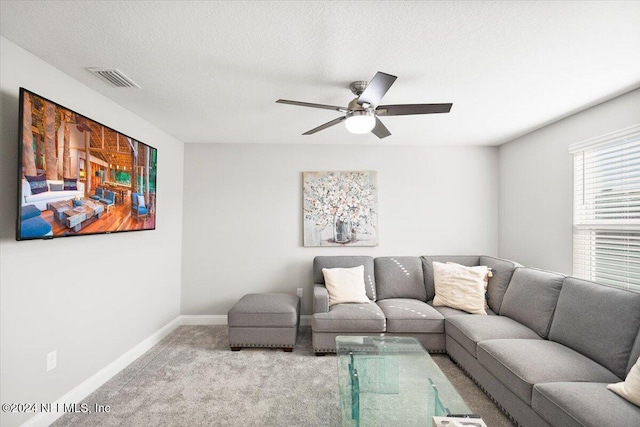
[571,124,640,291]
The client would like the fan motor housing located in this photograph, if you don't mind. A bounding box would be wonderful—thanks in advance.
[348,97,368,111]
[349,81,369,96]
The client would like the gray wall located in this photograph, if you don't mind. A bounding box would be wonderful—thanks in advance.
[0,37,185,427]
[498,88,640,274]
[181,143,499,315]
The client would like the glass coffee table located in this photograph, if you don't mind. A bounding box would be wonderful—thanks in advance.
[336,336,472,427]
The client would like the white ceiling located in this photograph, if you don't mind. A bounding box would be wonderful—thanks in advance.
[1,1,639,146]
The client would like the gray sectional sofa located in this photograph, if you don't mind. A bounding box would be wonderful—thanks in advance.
[311,255,640,427]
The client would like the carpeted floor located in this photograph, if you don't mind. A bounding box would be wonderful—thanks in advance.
[53,326,513,426]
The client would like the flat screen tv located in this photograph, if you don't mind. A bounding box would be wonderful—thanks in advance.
[16,88,157,240]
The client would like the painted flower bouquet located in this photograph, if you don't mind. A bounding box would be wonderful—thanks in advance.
[303,171,377,242]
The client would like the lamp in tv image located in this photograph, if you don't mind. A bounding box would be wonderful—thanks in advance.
[17,88,157,240]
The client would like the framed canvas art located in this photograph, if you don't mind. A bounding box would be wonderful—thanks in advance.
[303,171,378,247]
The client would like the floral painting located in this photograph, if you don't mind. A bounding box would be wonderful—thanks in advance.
[303,171,378,246]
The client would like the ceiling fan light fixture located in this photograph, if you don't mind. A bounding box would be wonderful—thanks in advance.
[345,110,375,134]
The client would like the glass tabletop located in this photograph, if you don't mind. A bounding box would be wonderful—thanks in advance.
[336,336,471,427]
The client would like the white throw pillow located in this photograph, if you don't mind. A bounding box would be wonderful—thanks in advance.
[447,262,492,310]
[432,261,488,315]
[137,194,146,208]
[322,266,370,306]
[608,356,640,407]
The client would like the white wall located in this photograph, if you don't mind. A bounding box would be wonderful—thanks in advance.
[0,37,184,427]
[181,143,499,315]
[498,88,640,274]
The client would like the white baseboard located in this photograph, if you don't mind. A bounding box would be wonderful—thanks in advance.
[21,313,311,427]
[178,314,311,326]
[21,317,181,427]
[179,314,227,325]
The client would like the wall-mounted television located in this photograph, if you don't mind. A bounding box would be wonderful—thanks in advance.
[16,88,157,240]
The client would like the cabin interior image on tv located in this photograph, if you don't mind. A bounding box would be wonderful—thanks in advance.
[19,90,157,239]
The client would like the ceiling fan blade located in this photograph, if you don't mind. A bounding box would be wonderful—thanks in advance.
[302,116,346,135]
[357,71,397,108]
[276,99,347,112]
[371,117,391,139]
[376,103,453,116]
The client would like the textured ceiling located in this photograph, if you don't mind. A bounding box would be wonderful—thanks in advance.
[1,1,639,145]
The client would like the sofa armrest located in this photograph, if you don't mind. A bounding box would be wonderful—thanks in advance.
[21,179,32,198]
[313,284,329,314]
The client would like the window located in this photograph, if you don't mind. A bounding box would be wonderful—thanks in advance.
[571,125,640,291]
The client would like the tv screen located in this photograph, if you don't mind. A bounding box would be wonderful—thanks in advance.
[16,88,157,240]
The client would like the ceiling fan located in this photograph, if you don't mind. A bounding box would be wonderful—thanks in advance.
[276,71,452,139]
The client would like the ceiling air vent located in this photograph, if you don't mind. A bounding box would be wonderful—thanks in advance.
[86,68,141,88]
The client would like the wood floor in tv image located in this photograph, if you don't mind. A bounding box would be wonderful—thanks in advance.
[43,198,155,237]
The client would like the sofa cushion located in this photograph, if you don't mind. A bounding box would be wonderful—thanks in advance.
[532,382,640,427]
[429,302,496,318]
[314,256,377,300]
[375,257,426,301]
[446,315,541,358]
[322,266,370,306]
[20,216,52,239]
[477,339,620,405]
[499,268,564,338]
[421,255,480,301]
[432,261,487,315]
[479,256,520,313]
[134,205,149,215]
[376,299,444,333]
[548,277,640,379]
[312,302,385,333]
[25,174,48,194]
[20,204,41,221]
[25,189,80,204]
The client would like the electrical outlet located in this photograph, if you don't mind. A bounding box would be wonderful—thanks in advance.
[296,288,303,298]
[46,350,57,371]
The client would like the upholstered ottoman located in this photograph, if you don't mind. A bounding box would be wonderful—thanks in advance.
[228,293,300,352]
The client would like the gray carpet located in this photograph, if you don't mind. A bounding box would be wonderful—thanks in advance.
[53,326,513,426]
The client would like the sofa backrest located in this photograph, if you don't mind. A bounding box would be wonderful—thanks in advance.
[421,255,518,313]
[479,256,520,313]
[374,257,425,301]
[22,178,85,198]
[548,277,640,379]
[421,256,480,301]
[499,267,564,338]
[628,329,640,377]
[313,256,376,300]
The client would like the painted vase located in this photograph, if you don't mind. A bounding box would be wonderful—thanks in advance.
[334,215,352,244]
